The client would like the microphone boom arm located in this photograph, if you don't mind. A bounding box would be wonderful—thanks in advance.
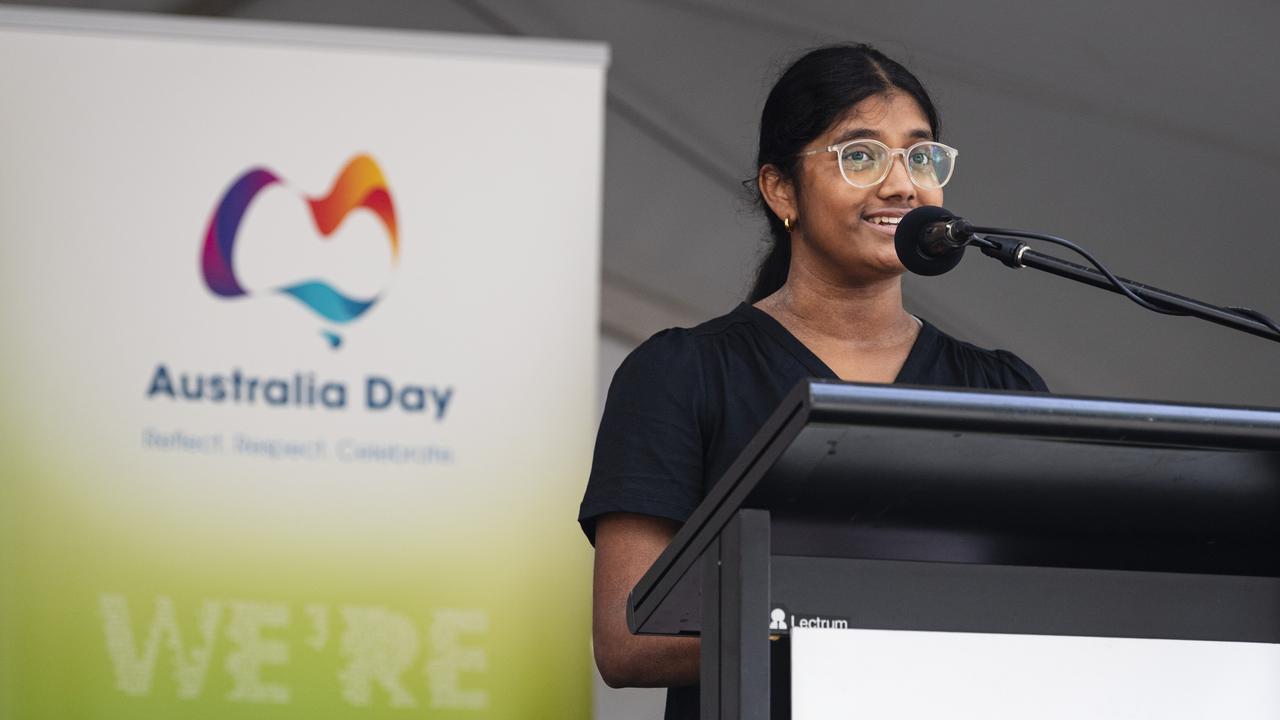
[968,229,1280,344]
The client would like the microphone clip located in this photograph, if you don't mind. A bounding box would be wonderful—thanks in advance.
[977,235,1030,270]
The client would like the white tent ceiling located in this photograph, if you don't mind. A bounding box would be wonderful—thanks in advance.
[9,0,1280,407]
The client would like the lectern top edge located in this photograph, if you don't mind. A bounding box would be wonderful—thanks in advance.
[806,380,1280,449]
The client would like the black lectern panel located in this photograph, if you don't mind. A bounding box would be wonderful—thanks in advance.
[629,381,1280,637]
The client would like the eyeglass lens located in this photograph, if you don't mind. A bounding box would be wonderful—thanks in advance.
[838,141,955,189]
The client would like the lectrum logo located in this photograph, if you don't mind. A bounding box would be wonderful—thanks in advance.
[200,154,398,348]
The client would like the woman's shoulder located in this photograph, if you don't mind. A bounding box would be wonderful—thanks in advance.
[619,305,760,367]
[918,320,1050,392]
[604,305,772,419]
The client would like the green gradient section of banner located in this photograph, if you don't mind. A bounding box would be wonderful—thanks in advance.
[2,433,592,719]
[0,418,20,720]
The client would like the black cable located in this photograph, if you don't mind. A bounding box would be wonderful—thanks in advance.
[1226,306,1280,336]
[972,226,1280,333]
[972,227,1190,316]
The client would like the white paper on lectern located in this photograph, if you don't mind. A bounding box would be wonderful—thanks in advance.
[791,627,1280,720]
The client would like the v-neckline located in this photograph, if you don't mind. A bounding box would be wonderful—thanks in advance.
[736,302,934,384]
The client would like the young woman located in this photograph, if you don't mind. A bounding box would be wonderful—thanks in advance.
[580,44,1047,719]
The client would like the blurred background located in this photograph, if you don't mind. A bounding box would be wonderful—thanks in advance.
[3,1,1279,718]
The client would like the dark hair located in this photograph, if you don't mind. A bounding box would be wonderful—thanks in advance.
[748,44,941,302]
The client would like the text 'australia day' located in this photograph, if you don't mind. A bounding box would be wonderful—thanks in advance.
[145,364,453,419]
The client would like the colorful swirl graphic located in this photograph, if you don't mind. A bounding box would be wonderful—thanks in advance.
[201,155,398,345]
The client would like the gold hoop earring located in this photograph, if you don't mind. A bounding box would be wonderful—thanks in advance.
[783,217,794,232]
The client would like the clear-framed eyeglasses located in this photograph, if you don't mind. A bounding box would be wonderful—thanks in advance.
[799,138,959,190]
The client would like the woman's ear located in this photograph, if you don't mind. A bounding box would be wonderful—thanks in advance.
[758,164,797,224]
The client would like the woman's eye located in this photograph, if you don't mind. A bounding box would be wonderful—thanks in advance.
[909,152,931,166]
[844,150,872,164]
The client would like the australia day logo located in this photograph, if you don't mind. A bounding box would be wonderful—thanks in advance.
[200,154,398,349]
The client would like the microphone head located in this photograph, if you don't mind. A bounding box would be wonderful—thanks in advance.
[895,205,967,276]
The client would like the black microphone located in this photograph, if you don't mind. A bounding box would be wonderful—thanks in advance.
[894,205,976,276]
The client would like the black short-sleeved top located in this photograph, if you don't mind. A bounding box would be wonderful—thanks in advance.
[579,303,1048,719]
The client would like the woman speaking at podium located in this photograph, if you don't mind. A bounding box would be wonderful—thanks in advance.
[579,44,1047,718]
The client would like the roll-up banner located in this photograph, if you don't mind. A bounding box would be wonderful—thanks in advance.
[0,7,606,718]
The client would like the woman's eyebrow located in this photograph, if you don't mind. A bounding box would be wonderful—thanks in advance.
[829,127,935,145]
[830,127,881,144]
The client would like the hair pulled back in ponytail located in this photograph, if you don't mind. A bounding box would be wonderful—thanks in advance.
[748,44,941,302]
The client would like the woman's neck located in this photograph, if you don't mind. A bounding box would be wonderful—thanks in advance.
[756,269,915,350]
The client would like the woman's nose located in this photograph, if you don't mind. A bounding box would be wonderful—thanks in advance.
[878,152,916,199]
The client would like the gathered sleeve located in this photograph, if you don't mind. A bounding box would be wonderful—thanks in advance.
[578,330,707,545]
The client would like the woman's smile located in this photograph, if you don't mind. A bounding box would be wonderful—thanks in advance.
[860,208,909,237]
